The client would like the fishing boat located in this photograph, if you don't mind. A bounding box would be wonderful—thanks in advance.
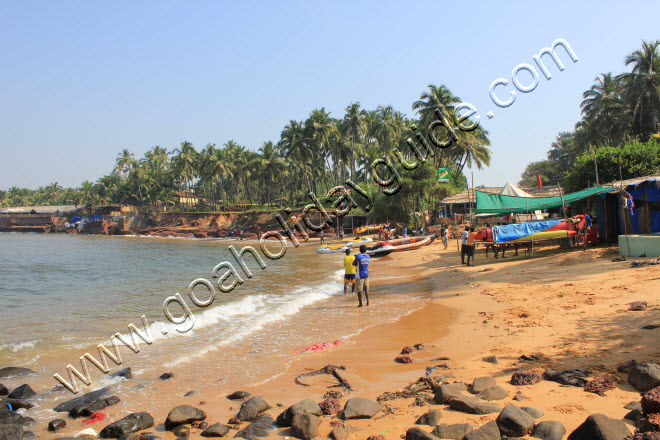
[353,223,389,235]
[316,237,373,254]
[363,242,396,257]
[385,234,434,251]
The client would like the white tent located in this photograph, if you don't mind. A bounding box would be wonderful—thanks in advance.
[500,182,533,198]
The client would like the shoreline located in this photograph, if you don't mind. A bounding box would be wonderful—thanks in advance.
[2,239,659,439]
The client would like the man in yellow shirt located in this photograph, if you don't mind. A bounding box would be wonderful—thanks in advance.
[343,249,356,295]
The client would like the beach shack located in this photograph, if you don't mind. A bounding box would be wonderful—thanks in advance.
[592,173,660,257]
[175,191,204,206]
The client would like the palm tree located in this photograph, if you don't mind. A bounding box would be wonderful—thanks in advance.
[374,105,403,158]
[412,84,460,129]
[114,149,136,178]
[171,141,198,210]
[305,108,339,187]
[343,103,367,181]
[618,40,660,140]
[280,120,313,193]
[257,141,286,207]
[580,73,627,147]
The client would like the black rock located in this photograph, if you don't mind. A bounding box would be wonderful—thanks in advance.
[545,368,590,387]
[0,383,8,396]
[405,427,441,440]
[183,391,195,397]
[567,413,631,440]
[470,377,497,394]
[234,414,275,439]
[464,420,501,440]
[628,362,660,392]
[483,356,499,365]
[624,401,642,411]
[226,391,250,400]
[276,399,323,427]
[447,395,502,415]
[496,404,535,437]
[70,397,112,418]
[172,425,189,438]
[623,409,644,426]
[7,384,36,400]
[341,397,382,419]
[48,419,67,432]
[105,395,121,406]
[0,409,35,426]
[433,382,468,404]
[53,388,109,412]
[237,396,270,422]
[22,430,36,440]
[164,405,207,430]
[415,409,442,427]
[478,386,509,401]
[0,367,35,379]
[108,367,133,379]
[291,413,320,439]
[200,423,230,437]
[513,393,531,401]
[522,406,544,418]
[432,423,473,439]
[532,421,566,440]
[3,398,35,410]
[198,422,208,429]
[0,424,23,440]
[158,372,174,380]
[642,324,659,330]
[99,412,155,438]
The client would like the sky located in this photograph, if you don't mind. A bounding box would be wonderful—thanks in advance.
[1,1,659,190]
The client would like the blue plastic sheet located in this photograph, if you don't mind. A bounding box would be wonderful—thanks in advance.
[492,219,562,243]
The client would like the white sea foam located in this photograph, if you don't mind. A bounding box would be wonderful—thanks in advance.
[0,339,39,352]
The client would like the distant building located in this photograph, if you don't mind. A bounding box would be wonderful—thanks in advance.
[175,191,204,206]
[93,204,137,217]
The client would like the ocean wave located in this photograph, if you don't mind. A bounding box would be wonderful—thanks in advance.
[0,339,40,352]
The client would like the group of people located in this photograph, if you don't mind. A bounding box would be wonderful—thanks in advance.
[342,245,370,307]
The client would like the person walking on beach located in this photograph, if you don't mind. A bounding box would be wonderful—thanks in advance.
[343,249,356,295]
[461,226,469,264]
[320,229,325,244]
[441,225,449,249]
[466,226,476,266]
[353,245,371,307]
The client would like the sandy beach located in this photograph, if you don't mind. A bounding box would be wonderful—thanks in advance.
[16,237,656,439]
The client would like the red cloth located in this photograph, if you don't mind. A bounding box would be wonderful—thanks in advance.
[536,171,543,188]
[293,339,343,353]
[83,412,106,424]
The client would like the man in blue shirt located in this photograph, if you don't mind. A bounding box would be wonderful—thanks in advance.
[353,245,371,307]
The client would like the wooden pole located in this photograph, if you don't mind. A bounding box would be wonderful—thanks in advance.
[619,161,632,257]
[557,183,567,221]
[593,148,600,186]
[470,172,474,224]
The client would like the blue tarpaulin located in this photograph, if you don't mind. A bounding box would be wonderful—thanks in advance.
[492,219,562,243]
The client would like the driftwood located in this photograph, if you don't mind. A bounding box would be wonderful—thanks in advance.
[295,364,352,391]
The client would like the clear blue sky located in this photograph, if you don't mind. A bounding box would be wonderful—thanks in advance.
[1,1,658,190]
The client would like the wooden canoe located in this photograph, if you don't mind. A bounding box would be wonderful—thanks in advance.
[385,235,434,251]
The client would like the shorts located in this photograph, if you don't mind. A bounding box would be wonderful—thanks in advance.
[356,277,370,291]
[466,245,474,256]
[461,244,467,255]
[344,274,356,283]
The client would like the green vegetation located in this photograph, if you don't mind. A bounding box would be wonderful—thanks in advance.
[520,40,660,190]
[1,84,491,222]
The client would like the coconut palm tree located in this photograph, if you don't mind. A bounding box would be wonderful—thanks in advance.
[412,84,461,129]
[580,73,628,147]
[343,103,367,181]
[171,141,198,210]
[618,40,660,141]
[114,149,136,178]
[257,141,286,207]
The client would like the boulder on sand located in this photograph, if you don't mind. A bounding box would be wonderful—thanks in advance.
[470,377,497,394]
[226,391,250,400]
[276,399,322,427]
[48,419,67,432]
[532,420,566,440]
[0,383,9,396]
[236,396,270,422]
[341,398,382,419]
[545,368,590,387]
[405,427,441,440]
[234,414,275,439]
[567,413,630,440]
[464,420,500,440]
[628,363,660,392]
[641,386,660,415]
[447,395,501,415]
[98,412,154,438]
[433,382,468,404]
[431,423,473,440]
[478,386,509,401]
[496,404,535,437]
[291,413,321,439]
[200,422,230,437]
[53,388,109,412]
[415,409,442,427]
[0,424,23,440]
[164,405,207,430]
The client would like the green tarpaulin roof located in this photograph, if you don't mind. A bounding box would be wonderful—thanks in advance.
[475,186,613,214]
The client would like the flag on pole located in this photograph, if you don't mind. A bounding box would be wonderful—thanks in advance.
[536,171,543,188]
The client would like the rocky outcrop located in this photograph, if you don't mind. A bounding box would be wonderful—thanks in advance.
[511,371,542,385]
[341,398,382,419]
[642,386,660,415]
[629,363,660,392]
[567,414,631,440]
[98,412,154,438]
